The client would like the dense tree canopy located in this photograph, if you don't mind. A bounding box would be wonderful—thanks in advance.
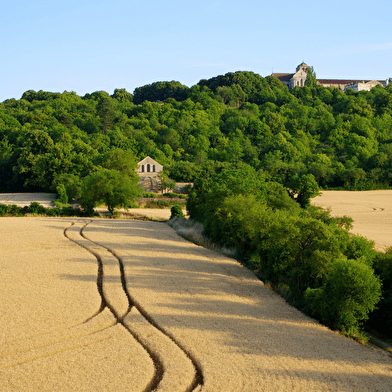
[2,73,392,195]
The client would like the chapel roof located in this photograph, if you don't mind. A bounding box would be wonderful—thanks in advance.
[272,73,294,82]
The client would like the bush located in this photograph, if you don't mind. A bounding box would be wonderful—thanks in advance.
[56,184,68,205]
[0,204,9,216]
[28,202,47,215]
[163,192,186,199]
[143,192,158,198]
[305,258,382,337]
[170,205,184,219]
[54,173,82,201]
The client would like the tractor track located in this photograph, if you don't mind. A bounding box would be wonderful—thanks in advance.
[67,220,203,392]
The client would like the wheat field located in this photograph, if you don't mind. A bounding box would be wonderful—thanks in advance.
[0,192,391,391]
[312,190,392,252]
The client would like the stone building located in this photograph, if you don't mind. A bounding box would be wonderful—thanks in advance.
[136,156,163,193]
[344,80,384,92]
[272,62,310,89]
[273,63,388,91]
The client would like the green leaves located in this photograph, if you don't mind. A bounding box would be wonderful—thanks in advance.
[305,259,382,336]
[79,169,143,215]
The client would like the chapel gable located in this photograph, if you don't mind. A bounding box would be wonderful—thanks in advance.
[136,156,163,175]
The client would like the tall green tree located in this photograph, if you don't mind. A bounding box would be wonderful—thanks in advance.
[305,66,318,87]
[79,169,143,215]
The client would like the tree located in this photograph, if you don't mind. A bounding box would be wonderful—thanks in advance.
[54,173,82,201]
[305,258,382,337]
[305,66,317,87]
[79,169,143,215]
[158,171,176,192]
[133,81,189,104]
[100,148,139,177]
[111,88,133,103]
[288,173,320,208]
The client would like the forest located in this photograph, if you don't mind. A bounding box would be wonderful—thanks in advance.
[1,70,391,342]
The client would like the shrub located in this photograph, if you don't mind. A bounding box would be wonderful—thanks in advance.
[0,204,8,216]
[163,192,186,199]
[143,192,158,198]
[305,258,382,337]
[28,202,47,215]
[56,184,68,205]
[170,205,184,219]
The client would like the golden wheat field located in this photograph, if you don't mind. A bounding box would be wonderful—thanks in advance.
[312,190,392,252]
[0,192,391,391]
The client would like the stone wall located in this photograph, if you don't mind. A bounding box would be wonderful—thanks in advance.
[138,174,162,193]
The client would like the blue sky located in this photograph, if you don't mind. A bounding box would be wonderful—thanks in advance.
[1,0,391,102]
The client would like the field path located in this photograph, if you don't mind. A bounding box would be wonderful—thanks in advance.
[0,216,391,391]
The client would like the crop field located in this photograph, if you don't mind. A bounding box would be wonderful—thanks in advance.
[0,192,391,390]
[312,190,392,252]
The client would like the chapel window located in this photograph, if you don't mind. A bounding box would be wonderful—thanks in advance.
[147,164,150,172]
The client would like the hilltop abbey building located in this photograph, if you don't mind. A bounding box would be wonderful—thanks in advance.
[272,62,391,92]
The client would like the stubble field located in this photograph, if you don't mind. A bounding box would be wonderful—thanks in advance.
[0,192,391,391]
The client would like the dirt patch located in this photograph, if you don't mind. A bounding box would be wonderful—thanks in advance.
[0,193,56,208]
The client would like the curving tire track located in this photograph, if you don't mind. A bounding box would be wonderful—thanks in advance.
[68,220,203,392]
[64,221,162,391]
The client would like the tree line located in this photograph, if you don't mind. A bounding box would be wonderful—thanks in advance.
[1,72,392,195]
[186,162,391,341]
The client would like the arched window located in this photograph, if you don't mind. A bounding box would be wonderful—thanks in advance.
[141,165,144,172]
[153,165,156,172]
[147,164,150,172]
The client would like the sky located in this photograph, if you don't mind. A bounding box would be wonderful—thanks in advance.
[1,0,392,102]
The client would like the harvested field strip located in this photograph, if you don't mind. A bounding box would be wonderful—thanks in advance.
[79,221,202,392]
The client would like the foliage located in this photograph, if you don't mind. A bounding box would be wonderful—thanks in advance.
[288,173,320,208]
[170,205,185,219]
[2,75,392,194]
[305,259,382,337]
[0,202,85,217]
[163,192,186,199]
[158,172,176,192]
[54,174,82,201]
[56,184,68,204]
[143,192,158,198]
[133,81,189,104]
[79,169,143,215]
[305,66,318,88]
